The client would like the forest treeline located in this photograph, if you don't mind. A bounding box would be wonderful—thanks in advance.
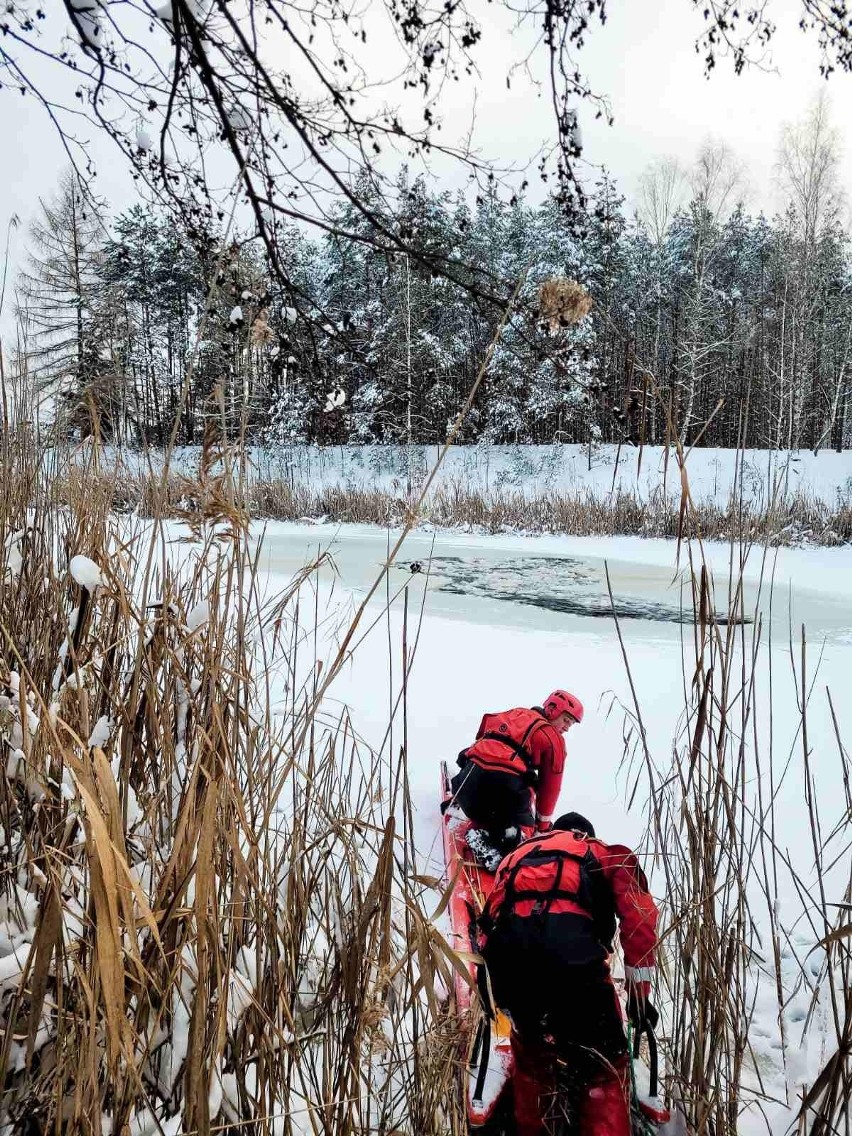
[12,101,851,453]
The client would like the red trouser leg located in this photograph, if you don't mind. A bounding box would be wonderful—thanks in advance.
[510,1030,555,1136]
[577,1055,631,1136]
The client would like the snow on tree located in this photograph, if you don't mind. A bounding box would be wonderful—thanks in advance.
[16,140,852,453]
[15,174,114,439]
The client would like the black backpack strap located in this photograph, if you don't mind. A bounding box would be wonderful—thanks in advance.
[538,851,566,917]
[501,847,587,911]
[478,731,536,772]
[632,1023,659,1098]
[582,847,617,949]
[470,1015,492,1105]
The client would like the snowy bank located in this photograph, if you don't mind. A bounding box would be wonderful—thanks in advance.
[102,443,852,506]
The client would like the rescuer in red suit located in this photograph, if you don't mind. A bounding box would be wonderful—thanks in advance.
[450,690,583,852]
[478,813,659,1136]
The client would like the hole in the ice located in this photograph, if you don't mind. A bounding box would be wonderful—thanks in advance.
[405,555,751,626]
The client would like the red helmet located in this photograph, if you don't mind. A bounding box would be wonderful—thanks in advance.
[543,690,584,724]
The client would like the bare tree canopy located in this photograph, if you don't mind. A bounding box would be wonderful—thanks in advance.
[638,156,686,246]
[1,0,850,300]
[1,0,608,303]
[777,90,844,245]
[690,139,747,223]
[694,1,852,76]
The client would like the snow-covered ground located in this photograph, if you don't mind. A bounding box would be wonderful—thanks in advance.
[250,519,852,1133]
[109,443,852,506]
[255,520,852,844]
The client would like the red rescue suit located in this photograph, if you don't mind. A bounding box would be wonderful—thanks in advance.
[479,829,658,1136]
[459,707,566,828]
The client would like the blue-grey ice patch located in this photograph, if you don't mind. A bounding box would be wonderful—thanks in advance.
[417,555,749,625]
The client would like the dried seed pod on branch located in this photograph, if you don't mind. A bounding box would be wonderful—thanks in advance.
[538,278,593,330]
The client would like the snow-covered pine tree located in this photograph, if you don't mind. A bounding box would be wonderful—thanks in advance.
[583,173,644,444]
[100,205,206,444]
[479,190,596,445]
[265,225,328,446]
[15,173,114,439]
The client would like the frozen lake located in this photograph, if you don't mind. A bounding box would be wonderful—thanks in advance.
[253,523,852,891]
[251,521,852,1128]
[255,522,852,644]
[253,527,852,848]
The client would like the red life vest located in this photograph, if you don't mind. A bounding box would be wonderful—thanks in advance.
[460,707,553,781]
[487,829,617,946]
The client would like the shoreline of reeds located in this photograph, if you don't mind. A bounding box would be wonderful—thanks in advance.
[0,429,467,1136]
[2,417,851,1134]
[61,469,852,547]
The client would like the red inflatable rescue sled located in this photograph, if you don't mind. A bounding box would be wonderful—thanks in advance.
[440,760,514,1128]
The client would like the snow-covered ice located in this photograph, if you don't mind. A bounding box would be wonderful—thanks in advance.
[249,517,852,1133]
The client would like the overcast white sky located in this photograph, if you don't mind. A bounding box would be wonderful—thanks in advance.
[438,0,852,212]
[574,0,852,210]
[1,0,851,291]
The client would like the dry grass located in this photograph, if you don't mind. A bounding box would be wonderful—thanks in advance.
[4,402,852,1136]
[0,282,526,1136]
[611,432,852,1136]
[48,466,852,547]
[0,424,469,1135]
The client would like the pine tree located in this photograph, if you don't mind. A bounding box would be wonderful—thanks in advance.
[100,205,206,443]
[16,173,114,438]
[17,152,852,454]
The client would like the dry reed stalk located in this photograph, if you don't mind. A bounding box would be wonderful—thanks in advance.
[0,420,468,1135]
[605,374,852,1136]
[28,463,852,547]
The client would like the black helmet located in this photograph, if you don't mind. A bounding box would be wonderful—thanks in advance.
[554,812,595,838]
